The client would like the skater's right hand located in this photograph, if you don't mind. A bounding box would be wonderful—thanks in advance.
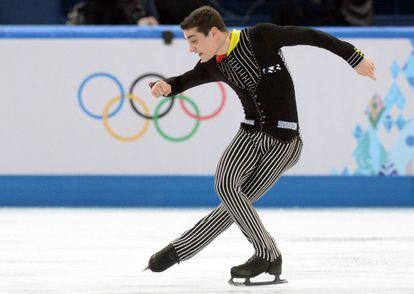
[150,81,172,98]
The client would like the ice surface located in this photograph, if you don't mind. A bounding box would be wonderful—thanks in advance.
[0,208,413,293]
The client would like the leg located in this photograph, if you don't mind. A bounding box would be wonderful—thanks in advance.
[147,130,302,273]
[239,134,304,259]
[214,131,280,262]
[172,204,231,261]
[172,128,258,260]
[146,128,255,271]
[174,132,302,262]
[229,134,303,284]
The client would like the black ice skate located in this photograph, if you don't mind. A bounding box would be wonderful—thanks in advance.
[228,255,287,286]
[143,243,179,272]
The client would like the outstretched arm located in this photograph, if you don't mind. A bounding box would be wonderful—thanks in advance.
[150,61,212,98]
[254,23,376,80]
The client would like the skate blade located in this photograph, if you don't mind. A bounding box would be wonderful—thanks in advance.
[228,276,288,286]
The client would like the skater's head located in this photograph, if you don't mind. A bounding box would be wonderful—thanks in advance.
[180,6,229,63]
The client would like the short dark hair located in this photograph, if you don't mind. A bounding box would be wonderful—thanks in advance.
[180,6,227,36]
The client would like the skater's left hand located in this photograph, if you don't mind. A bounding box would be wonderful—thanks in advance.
[354,58,376,80]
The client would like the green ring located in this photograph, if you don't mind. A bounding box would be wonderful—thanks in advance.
[154,95,201,142]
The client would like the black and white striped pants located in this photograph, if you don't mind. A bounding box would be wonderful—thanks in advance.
[171,127,303,262]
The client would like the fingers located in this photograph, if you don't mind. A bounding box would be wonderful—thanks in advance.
[367,59,376,73]
[151,88,159,97]
[151,85,164,97]
[164,87,172,96]
[366,60,376,80]
[368,70,376,80]
[160,83,171,96]
[150,85,160,97]
[157,83,171,96]
[370,60,376,71]
[364,61,376,80]
[358,68,376,80]
[355,58,377,80]
[151,81,171,97]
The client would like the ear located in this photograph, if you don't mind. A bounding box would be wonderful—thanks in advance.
[209,27,219,37]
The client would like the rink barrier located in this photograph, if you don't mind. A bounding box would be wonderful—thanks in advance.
[2,26,414,39]
[0,176,412,207]
[0,27,413,207]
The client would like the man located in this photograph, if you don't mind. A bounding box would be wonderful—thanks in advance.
[145,6,376,286]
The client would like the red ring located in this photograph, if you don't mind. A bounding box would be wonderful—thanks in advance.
[179,82,226,121]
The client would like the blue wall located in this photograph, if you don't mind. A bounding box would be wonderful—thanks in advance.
[0,176,412,208]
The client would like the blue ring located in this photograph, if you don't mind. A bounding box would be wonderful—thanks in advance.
[78,72,125,119]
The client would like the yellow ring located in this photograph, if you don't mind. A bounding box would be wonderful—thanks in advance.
[103,94,150,142]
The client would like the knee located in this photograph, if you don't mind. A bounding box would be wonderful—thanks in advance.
[214,174,237,202]
[214,176,226,198]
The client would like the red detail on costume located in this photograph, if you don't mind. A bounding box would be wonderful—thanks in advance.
[216,54,227,63]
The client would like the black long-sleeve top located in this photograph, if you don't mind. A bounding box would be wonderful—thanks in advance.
[165,23,365,141]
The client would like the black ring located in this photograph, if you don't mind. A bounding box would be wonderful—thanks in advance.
[128,73,175,120]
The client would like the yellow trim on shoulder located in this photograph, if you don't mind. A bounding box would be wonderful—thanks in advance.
[227,29,241,55]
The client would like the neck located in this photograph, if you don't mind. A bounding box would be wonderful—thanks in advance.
[215,30,231,56]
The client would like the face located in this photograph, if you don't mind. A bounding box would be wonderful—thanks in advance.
[183,27,219,63]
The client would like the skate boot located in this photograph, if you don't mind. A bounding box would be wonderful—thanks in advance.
[144,243,179,272]
[229,255,287,286]
[268,255,283,276]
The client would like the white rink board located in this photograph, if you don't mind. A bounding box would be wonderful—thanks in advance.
[1,37,413,175]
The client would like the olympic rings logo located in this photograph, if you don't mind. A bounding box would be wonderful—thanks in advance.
[77,72,227,142]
